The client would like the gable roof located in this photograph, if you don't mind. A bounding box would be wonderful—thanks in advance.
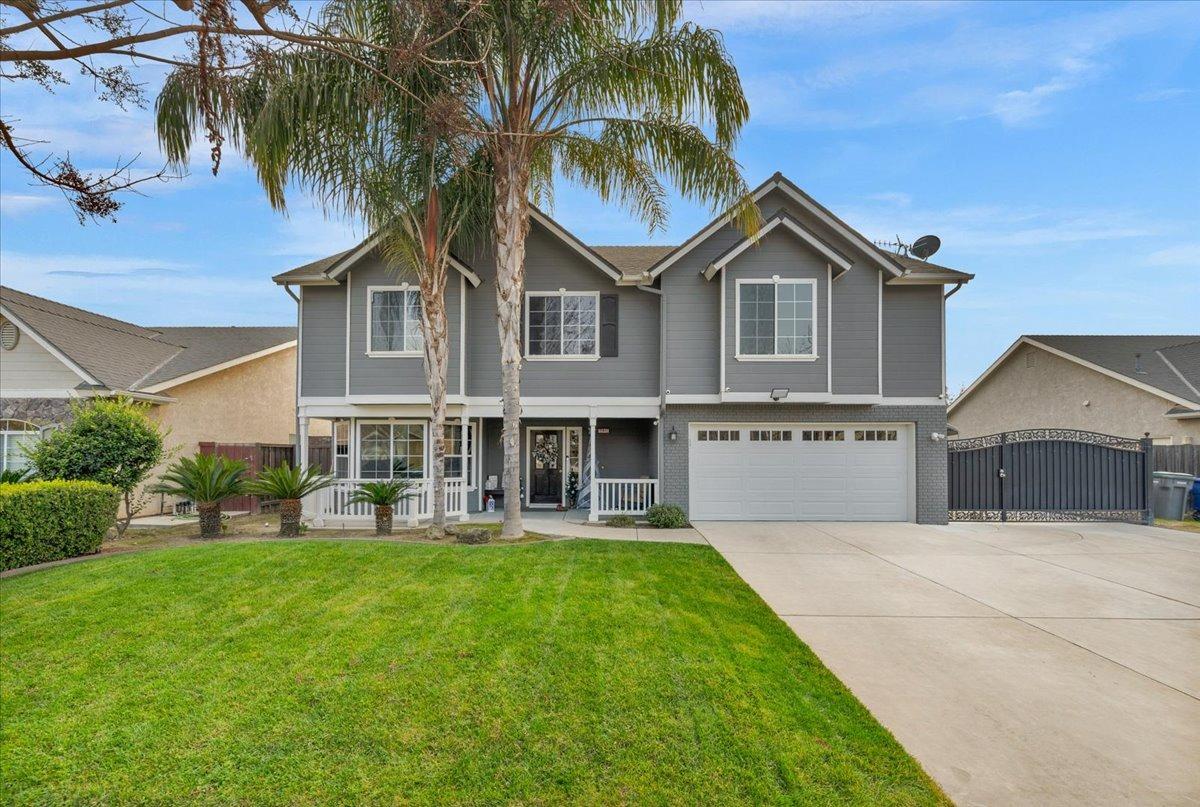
[950,334,1200,415]
[270,171,973,288]
[0,286,295,395]
[701,210,854,281]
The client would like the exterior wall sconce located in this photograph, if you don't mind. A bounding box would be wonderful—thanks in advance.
[930,432,946,441]
[770,388,790,401]
[669,426,678,441]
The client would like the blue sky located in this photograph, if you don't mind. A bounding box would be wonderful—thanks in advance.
[1,0,1197,393]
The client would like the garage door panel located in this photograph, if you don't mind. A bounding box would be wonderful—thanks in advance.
[690,423,912,521]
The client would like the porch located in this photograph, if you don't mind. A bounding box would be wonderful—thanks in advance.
[299,411,660,525]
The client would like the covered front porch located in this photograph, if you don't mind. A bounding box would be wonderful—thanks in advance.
[298,404,660,527]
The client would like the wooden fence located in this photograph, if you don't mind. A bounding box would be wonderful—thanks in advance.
[198,442,295,513]
[1154,444,1200,477]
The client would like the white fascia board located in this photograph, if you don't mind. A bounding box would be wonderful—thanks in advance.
[1164,409,1200,419]
[0,305,101,385]
[139,341,296,393]
[0,388,76,399]
[886,272,973,286]
[950,336,1200,414]
[650,176,903,280]
[323,233,482,288]
[272,276,339,286]
[702,215,853,281]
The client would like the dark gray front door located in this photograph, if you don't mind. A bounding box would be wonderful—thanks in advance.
[530,430,562,505]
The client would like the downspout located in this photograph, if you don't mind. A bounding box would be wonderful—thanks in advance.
[944,281,963,299]
[636,279,665,484]
[284,283,301,464]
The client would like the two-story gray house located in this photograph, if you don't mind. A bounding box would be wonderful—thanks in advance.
[275,173,972,525]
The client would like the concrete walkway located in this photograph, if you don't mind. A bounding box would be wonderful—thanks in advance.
[696,520,1200,807]
[464,508,706,543]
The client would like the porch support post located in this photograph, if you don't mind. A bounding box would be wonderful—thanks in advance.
[588,413,598,522]
[459,407,470,521]
[299,416,319,524]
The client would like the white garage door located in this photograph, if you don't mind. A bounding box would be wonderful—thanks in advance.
[688,424,913,521]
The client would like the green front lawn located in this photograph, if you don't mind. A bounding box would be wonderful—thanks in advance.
[1,540,945,805]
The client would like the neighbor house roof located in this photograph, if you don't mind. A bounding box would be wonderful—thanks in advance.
[271,173,973,288]
[0,286,295,396]
[950,334,1200,416]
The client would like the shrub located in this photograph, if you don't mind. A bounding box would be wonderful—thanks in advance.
[246,464,334,538]
[0,467,36,484]
[0,480,120,571]
[27,397,166,537]
[348,479,417,536]
[152,453,247,540]
[606,514,636,528]
[645,504,689,529]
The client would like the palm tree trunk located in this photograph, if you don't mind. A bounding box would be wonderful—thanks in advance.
[421,270,450,539]
[375,504,393,537]
[278,498,301,537]
[494,151,530,539]
[197,502,221,539]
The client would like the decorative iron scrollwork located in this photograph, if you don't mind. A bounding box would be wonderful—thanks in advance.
[951,509,1145,523]
[948,510,1004,521]
[947,434,1001,452]
[1004,429,1143,451]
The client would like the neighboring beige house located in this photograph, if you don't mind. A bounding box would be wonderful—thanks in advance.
[0,286,309,513]
[950,335,1200,444]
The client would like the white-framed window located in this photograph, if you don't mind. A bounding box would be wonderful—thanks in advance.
[0,420,39,472]
[359,422,425,479]
[525,290,599,360]
[697,429,740,442]
[367,286,423,356]
[801,429,844,442]
[749,429,792,442]
[444,422,476,482]
[855,429,898,442]
[334,421,350,478]
[735,278,817,360]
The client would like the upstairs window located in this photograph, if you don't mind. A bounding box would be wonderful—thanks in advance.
[526,291,598,359]
[369,287,423,355]
[736,278,816,359]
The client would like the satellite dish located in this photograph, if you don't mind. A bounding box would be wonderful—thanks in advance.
[910,235,941,260]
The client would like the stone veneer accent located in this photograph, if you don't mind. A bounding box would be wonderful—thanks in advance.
[660,403,949,524]
[1,397,72,426]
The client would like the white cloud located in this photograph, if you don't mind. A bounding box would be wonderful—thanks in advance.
[0,194,56,216]
[1143,243,1200,268]
[685,1,956,34]
[1135,87,1192,102]
[267,205,364,260]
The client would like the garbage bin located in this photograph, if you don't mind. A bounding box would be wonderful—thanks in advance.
[1152,471,1196,521]
[1191,478,1200,520]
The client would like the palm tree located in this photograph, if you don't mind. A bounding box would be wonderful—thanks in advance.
[247,463,335,537]
[454,0,759,537]
[155,1,490,538]
[348,479,418,536]
[153,453,248,539]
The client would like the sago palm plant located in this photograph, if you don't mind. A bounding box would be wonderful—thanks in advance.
[347,479,417,537]
[153,453,248,539]
[246,463,334,538]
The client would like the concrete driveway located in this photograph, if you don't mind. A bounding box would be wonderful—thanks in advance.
[696,520,1200,807]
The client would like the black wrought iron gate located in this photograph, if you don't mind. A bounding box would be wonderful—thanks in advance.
[948,429,1152,523]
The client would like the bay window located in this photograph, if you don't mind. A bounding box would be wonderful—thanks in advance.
[526,291,598,359]
[368,286,423,355]
[443,422,474,482]
[736,278,817,359]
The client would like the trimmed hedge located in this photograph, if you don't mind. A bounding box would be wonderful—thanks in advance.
[0,481,120,571]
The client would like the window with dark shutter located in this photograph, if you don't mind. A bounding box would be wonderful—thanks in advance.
[600,294,618,357]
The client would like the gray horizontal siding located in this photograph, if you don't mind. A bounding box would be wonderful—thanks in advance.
[465,222,659,397]
[882,285,943,397]
[663,188,884,396]
[346,255,462,396]
[299,285,345,396]
[723,235,828,394]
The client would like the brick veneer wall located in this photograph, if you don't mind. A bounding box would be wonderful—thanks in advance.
[660,403,949,524]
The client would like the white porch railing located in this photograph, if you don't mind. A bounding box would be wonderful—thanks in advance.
[313,478,467,525]
[594,479,658,516]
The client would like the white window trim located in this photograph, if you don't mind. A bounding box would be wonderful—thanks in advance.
[356,419,428,478]
[0,420,40,472]
[365,285,423,358]
[524,290,601,362]
[733,277,819,362]
[443,420,477,488]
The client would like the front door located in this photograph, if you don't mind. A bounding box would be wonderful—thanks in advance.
[530,430,563,506]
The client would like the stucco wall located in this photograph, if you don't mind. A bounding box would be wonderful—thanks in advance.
[950,344,1199,444]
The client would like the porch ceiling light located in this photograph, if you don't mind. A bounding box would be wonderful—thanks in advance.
[770,388,790,401]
